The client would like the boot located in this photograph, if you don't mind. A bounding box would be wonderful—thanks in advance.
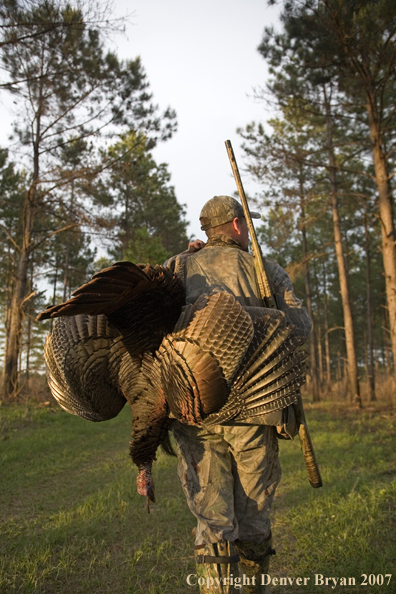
[195,540,240,594]
[234,537,276,594]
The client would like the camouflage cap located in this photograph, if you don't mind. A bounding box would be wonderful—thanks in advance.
[200,195,261,231]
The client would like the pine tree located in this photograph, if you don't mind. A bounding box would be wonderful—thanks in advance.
[261,0,396,384]
[0,148,24,379]
[104,131,188,263]
[0,0,177,398]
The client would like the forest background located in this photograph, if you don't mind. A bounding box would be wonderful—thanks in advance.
[0,0,395,408]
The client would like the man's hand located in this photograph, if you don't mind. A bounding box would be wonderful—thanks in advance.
[178,239,205,256]
[187,239,205,253]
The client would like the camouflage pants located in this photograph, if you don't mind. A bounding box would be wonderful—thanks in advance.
[171,422,281,546]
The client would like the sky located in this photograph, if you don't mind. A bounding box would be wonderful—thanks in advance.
[108,0,280,240]
[0,0,280,242]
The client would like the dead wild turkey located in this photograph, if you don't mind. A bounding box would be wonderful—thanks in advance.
[38,261,307,510]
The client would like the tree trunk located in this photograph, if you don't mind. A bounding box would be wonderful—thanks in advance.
[323,260,332,393]
[366,89,396,384]
[2,243,12,382]
[337,351,341,382]
[3,236,31,397]
[300,186,320,401]
[364,207,376,401]
[324,86,361,407]
[313,257,324,393]
[25,261,34,390]
[374,334,379,375]
[382,307,392,375]
[317,323,324,392]
[63,238,70,302]
[63,179,75,301]
[2,112,41,398]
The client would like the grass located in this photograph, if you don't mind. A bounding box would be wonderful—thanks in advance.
[0,398,395,593]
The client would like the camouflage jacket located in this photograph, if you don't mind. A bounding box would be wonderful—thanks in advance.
[165,234,312,340]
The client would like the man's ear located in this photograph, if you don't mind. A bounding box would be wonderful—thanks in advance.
[232,217,241,235]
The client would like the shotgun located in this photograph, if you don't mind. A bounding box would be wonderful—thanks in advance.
[225,139,322,489]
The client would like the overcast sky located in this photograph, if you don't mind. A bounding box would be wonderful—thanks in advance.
[0,0,280,242]
[110,0,280,240]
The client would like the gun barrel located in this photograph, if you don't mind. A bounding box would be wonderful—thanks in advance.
[225,139,322,489]
[225,140,277,309]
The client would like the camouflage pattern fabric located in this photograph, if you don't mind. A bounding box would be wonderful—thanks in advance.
[195,541,240,594]
[166,235,311,587]
[165,235,312,340]
[171,422,281,545]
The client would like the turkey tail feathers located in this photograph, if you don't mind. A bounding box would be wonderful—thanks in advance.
[200,298,308,426]
[174,292,254,383]
[159,336,229,424]
[158,292,307,427]
[158,292,254,424]
[45,314,127,421]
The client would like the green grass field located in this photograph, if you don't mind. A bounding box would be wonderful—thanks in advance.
[1,399,395,593]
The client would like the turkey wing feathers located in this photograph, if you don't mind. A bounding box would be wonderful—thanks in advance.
[37,262,178,318]
[37,261,185,355]
[234,322,294,387]
[237,390,302,420]
[235,334,307,392]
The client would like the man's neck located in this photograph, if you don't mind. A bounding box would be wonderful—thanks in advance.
[205,233,247,251]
